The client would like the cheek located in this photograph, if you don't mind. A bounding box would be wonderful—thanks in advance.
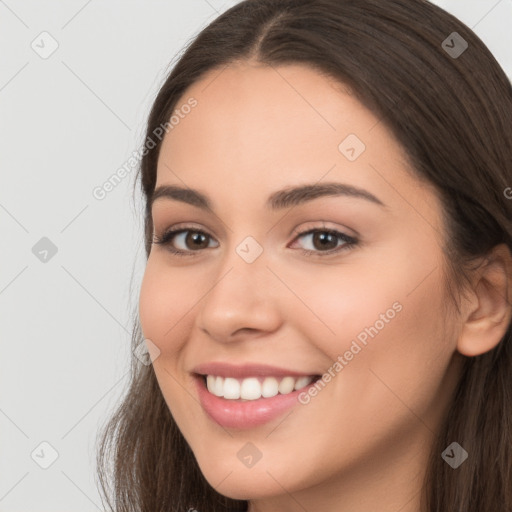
[138,260,195,351]
[280,256,408,359]
[139,264,166,342]
[307,239,451,367]
[326,267,453,434]
[138,261,203,430]
[291,252,452,415]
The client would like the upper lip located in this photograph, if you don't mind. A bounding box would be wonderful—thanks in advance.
[192,362,320,379]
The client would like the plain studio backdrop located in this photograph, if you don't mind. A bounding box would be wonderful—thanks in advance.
[0,1,511,511]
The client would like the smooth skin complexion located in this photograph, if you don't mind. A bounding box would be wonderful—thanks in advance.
[138,61,512,512]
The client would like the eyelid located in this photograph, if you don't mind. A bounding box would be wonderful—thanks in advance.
[154,220,351,241]
[153,221,358,257]
[289,220,356,239]
[152,221,210,238]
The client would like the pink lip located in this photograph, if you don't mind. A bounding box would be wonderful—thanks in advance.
[192,361,317,379]
[193,373,319,430]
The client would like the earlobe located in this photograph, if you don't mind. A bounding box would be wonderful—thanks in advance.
[456,244,512,357]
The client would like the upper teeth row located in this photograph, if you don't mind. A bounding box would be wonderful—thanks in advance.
[206,375,314,400]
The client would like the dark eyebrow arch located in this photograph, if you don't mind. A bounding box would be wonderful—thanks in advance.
[150,182,386,211]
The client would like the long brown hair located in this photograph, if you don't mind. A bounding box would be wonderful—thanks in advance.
[96,0,512,510]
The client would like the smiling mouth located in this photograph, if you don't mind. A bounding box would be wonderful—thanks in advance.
[198,374,322,401]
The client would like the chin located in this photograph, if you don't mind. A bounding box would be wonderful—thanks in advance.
[193,447,314,501]
[199,467,281,500]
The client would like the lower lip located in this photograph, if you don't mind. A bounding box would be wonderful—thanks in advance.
[194,375,316,429]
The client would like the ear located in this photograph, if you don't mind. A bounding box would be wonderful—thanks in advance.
[457,243,512,357]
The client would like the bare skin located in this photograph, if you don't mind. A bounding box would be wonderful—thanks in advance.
[138,61,512,512]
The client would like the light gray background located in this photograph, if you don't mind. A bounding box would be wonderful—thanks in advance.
[1,1,511,510]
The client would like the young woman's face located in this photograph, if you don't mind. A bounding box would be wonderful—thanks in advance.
[139,62,465,508]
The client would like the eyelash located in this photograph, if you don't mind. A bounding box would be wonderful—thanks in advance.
[152,225,358,258]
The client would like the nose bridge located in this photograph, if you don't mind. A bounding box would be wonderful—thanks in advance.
[196,233,282,341]
[213,228,271,289]
[207,234,271,308]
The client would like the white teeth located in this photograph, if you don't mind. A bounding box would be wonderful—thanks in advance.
[278,376,296,394]
[294,376,313,390]
[261,377,279,398]
[205,374,315,400]
[213,376,224,397]
[240,378,261,400]
[223,378,240,399]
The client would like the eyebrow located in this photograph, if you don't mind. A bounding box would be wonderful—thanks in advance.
[149,182,386,211]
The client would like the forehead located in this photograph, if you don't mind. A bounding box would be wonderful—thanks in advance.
[155,61,436,218]
[158,61,386,167]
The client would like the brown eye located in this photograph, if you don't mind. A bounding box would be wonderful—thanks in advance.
[290,228,358,256]
[152,228,219,255]
[310,231,339,251]
[184,231,210,250]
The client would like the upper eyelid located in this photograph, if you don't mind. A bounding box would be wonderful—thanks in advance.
[156,221,351,236]
[156,223,356,245]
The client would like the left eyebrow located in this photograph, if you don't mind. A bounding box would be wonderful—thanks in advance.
[149,181,387,211]
[267,182,386,209]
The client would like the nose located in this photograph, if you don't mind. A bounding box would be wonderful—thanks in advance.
[195,246,282,343]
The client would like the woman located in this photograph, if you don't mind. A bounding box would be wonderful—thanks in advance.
[96,0,512,510]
